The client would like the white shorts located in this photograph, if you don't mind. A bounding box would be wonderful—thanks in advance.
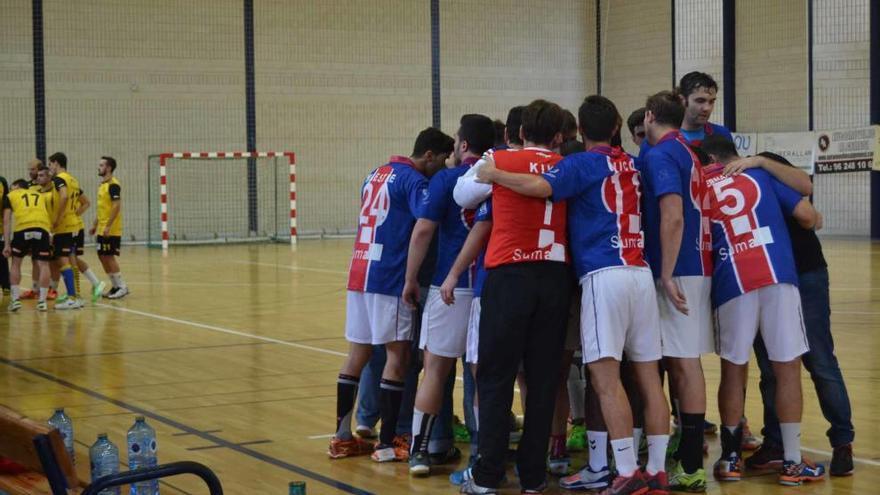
[657,276,714,358]
[715,283,809,365]
[345,290,413,345]
[419,286,473,358]
[465,297,481,364]
[579,267,662,364]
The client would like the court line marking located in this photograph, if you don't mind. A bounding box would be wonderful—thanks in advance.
[0,356,375,495]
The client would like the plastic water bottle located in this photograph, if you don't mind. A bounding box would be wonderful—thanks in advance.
[47,408,75,465]
[89,433,120,495]
[127,416,159,495]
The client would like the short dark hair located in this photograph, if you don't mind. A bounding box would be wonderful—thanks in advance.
[627,107,646,135]
[520,99,564,146]
[689,144,712,166]
[101,156,117,172]
[560,139,586,157]
[505,106,525,145]
[458,114,495,155]
[12,179,29,189]
[700,134,738,161]
[578,95,621,142]
[645,91,685,128]
[37,164,49,172]
[678,71,718,98]
[492,120,506,148]
[412,127,454,157]
[48,152,67,168]
[561,110,578,139]
[756,151,793,166]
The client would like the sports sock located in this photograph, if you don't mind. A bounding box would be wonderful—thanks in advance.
[780,423,802,464]
[646,434,670,475]
[680,413,705,472]
[60,266,76,297]
[379,378,405,446]
[10,285,20,301]
[632,427,643,451]
[411,408,436,456]
[610,437,638,477]
[32,281,39,291]
[39,287,48,303]
[335,374,359,440]
[117,273,127,289]
[720,424,742,458]
[109,272,122,289]
[73,265,81,297]
[587,430,609,471]
[550,434,567,458]
[50,279,57,290]
[83,268,100,287]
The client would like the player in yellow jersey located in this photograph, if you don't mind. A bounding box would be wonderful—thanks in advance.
[2,179,53,312]
[21,159,50,300]
[36,165,61,299]
[91,156,127,299]
[0,174,9,298]
[48,152,105,309]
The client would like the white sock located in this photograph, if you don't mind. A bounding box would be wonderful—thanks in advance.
[646,434,670,475]
[32,281,39,291]
[780,423,802,463]
[587,430,609,471]
[39,287,48,303]
[11,285,20,301]
[610,437,638,477]
[50,280,57,290]
[83,268,100,286]
[117,273,127,289]
[633,427,643,450]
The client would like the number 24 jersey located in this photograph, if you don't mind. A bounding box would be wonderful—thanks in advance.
[347,156,428,297]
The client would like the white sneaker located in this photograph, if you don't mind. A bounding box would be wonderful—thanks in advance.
[36,301,48,312]
[107,286,129,299]
[355,424,376,438]
[56,298,84,310]
[8,300,22,312]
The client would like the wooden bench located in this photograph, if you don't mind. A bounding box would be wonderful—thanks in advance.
[0,404,84,495]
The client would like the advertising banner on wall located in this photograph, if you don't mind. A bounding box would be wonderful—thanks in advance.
[732,133,757,157]
[758,132,816,174]
[814,126,878,174]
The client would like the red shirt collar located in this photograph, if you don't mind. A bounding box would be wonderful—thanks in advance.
[389,155,415,167]
[657,130,683,145]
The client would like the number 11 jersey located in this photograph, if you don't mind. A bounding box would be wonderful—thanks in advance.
[347,156,428,296]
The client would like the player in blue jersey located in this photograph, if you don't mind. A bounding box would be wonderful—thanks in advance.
[329,128,453,460]
[477,95,671,495]
[699,136,826,487]
[640,72,733,157]
[640,90,713,491]
[401,114,495,475]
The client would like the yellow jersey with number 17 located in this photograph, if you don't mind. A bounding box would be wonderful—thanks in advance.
[97,177,122,236]
[53,171,85,234]
[6,189,52,233]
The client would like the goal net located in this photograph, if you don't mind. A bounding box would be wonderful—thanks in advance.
[147,151,296,249]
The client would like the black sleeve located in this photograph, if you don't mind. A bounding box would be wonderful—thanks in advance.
[52,176,67,191]
[108,183,121,200]
[2,195,10,210]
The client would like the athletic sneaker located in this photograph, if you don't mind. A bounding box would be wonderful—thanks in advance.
[666,427,681,457]
[91,281,107,303]
[597,471,649,495]
[47,288,58,300]
[560,465,612,490]
[327,435,374,459]
[830,443,854,476]
[20,289,36,300]
[36,301,48,312]
[547,454,571,476]
[371,440,408,462]
[7,300,22,312]
[667,461,707,492]
[703,420,717,435]
[745,443,783,470]
[103,287,119,299]
[460,478,497,495]
[355,424,376,438]
[107,286,129,299]
[778,459,825,486]
[740,421,760,451]
[409,451,430,476]
[450,466,475,486]
[55,293,69,304]
[454,415,471,443]
[713,452,743,481]
[643,470,669,495]
[520,480,547,494]
[55,298,84,310]
[567,424,586,451]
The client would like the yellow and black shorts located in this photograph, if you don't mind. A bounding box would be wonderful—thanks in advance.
[11,228,53,261]
[96,235,121,257]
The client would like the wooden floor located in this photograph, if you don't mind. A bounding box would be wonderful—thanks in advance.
[0,238,877,494]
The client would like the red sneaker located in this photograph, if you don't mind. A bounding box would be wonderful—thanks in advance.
[328,435,374,459]
[20,289,36,300]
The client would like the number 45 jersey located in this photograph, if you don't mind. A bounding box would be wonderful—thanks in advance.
[701,163,803,307]
[347,156,428,296]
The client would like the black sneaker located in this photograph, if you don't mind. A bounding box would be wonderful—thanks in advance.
[830,443,854,476]
[430,445,462,465]
[745,443,784,470]
[103,286,120,298]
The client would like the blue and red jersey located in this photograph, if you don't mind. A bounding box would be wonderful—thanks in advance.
[472,199,491,297]
[543,146,648,278]
[347,156,427,296]
[640,130,713,279]
[420,157,479,288]
[639,122,733,157]
[701,164,803,307]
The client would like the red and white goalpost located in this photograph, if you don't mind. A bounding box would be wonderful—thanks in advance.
[149,151,296,249]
